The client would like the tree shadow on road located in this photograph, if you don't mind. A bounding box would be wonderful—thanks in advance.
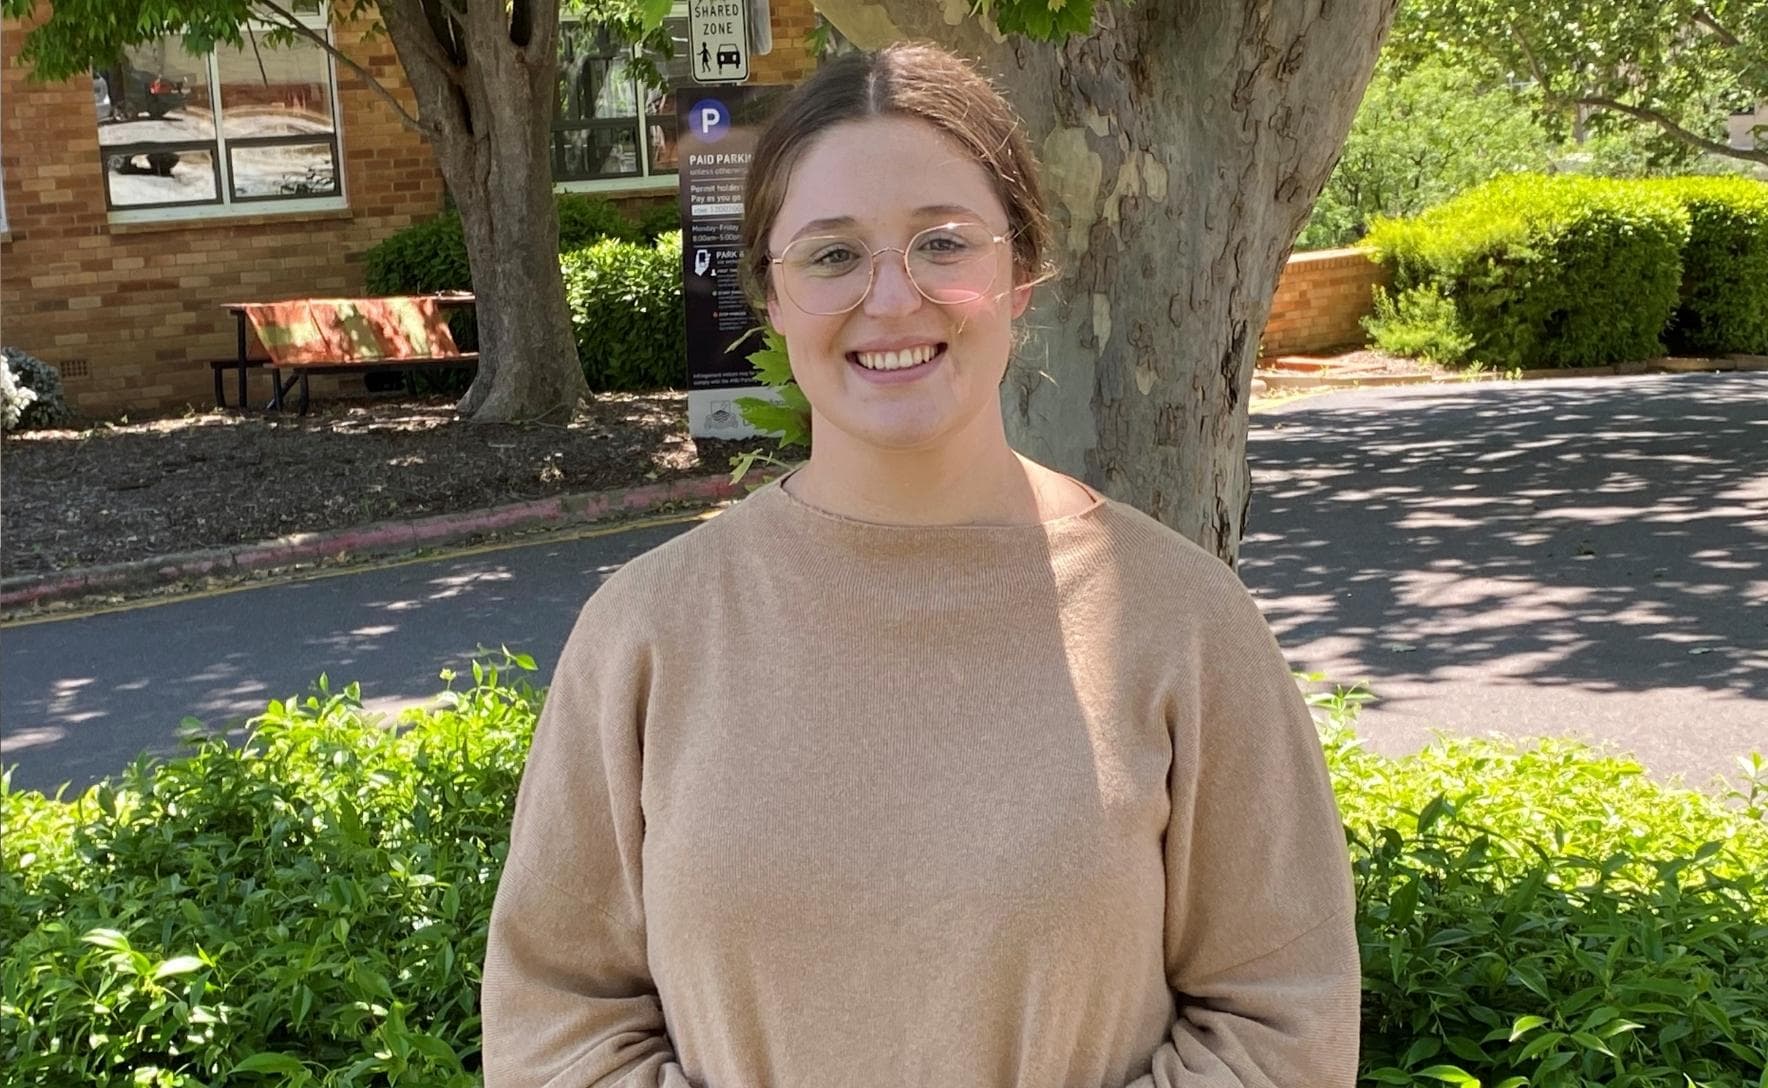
[1241,373,1767,702]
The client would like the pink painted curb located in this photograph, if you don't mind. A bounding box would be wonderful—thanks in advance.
[1,470,767,612]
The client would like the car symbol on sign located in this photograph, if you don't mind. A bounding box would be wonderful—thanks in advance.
[717,44,741,71]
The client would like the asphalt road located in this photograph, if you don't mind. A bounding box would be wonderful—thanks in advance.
[1,517,701,795]
[3,372,1763,794]
[1241,372,1766,790]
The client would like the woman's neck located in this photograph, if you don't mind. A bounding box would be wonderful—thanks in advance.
[784,434,1085,527]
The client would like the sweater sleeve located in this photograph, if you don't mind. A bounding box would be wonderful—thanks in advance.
[1130,575,1362,1088]
[481,597,697,1088]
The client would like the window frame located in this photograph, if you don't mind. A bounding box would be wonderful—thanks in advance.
[553,3,689,195]
[102,6,348,225]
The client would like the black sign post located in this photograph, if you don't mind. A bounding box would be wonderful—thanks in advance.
[676,85,789,438]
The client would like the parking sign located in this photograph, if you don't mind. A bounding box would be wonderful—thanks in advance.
[688,0,749,84]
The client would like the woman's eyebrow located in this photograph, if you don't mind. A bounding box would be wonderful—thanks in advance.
[791,216,859,238]
[791,206,985,239]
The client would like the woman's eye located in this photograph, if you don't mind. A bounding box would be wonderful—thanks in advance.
[917,232,972,257]
[809,245,862,269]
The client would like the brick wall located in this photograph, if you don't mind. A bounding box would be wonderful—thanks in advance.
[1260,248,1390,358]
[3,2,820,419]
[749,0,819,87]
[1,14,447,417]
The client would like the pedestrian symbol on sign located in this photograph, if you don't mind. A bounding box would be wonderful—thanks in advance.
[688,0,749,83]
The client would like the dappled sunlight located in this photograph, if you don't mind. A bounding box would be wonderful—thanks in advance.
[1243,374,1767,727]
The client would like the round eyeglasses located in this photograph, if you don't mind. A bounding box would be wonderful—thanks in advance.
[768,221,1010,316]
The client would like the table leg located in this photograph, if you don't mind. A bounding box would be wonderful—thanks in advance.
[235,313,249,410]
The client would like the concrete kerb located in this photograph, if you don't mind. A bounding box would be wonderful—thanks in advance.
[1254,353,1768,393]
[1,471,776,613]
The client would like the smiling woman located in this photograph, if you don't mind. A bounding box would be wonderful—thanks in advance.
[481,42,1361,1088]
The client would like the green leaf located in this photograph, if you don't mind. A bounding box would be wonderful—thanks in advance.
[151,955,204,981]
[231,1053,308,1076]
[81,928,131,952]
[1415,1064,1480,1088]
[1510,1014,1550,1042]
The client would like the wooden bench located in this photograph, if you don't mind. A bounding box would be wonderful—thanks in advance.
[215,294,477,415]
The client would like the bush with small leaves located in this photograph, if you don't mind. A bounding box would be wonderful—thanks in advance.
[561,231,685,392]
[0,347,75,431]
[6,668,1762,1086]
[1364,175,1690,368]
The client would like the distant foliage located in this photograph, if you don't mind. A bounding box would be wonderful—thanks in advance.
[1363,175,1690,367]
[636,202,682,242]
[363,195,645,299]
[1299,60,1552,251]
[0,348,75,431]
[561,231,685,392]
[1647,177,1768,355]
[364,196,651,364]
[1364,174,1768,366]
[1,356,37,434]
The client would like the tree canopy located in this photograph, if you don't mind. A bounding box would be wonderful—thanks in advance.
[1390,0,1768,166]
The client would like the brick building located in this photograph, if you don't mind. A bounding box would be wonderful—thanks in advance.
[1,1,818,417]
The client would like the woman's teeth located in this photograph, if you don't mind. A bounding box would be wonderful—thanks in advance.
[855,345,938,371]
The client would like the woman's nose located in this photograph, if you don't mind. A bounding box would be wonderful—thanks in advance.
[862,248,923,316]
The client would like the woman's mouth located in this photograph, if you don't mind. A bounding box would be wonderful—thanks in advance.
[848,343,946,383]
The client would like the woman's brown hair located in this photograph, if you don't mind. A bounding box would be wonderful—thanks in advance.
[739,43,1053,309]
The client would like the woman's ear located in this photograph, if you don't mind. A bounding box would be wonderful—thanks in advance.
[1010,282,1033,319]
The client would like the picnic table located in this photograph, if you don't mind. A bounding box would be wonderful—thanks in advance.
[215,293,478,414]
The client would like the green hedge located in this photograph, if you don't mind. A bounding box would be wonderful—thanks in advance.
[1648,177,1768,356]
[362,195,644,298]
[5,671,1764,1086]
[362,199,682,393]
[1364,175,1690,368]
[562,230,685,392]
[1365,174,1768,367]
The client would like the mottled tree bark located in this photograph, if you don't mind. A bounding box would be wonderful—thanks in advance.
[382,0,590,423]
[817,0,1396,563]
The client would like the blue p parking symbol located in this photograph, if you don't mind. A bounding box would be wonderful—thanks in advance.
[691,99,732,143]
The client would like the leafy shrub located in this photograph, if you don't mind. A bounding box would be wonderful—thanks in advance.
[1,657,542,1086]
[1,356,37,433]
[1364,175,1690,368]
[556,194,644,251]
[1316,688,1768,1088]
[1648,177,1768,355]
[1361,286,1478,365]
[363,197,645,363]
[7,672,1763,1086]
[0,347,75,430]
[1298,60,1552,251]
[636,201,682,242]
[561,230,685,391]
[363,196,644,298]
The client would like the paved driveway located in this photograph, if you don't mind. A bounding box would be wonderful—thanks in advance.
[1239,372,1767,790]
[5,372,1762,795]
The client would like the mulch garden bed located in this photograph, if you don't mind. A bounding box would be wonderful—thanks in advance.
[1,392,756,580]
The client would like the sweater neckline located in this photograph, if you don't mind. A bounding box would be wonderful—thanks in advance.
[755,466,1109,539]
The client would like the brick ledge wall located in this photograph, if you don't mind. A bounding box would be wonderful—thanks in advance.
[1261,247,1388,358]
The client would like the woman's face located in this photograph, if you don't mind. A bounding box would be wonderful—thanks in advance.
[765,116,1030,456]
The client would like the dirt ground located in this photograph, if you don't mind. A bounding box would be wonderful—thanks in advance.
[1,392,757,579]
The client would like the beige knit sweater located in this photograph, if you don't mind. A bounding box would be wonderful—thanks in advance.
[482,474,1359,1088]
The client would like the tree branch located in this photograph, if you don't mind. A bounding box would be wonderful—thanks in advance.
[252,0,426,134]
[1577,94,1768,165]
[1690,7,1742,48]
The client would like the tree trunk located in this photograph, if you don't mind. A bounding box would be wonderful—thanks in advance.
[817,0,1396,564]
[381,0,590,423]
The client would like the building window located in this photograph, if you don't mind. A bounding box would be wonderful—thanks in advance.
[94,6,343,215]
[554,9,689,189]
